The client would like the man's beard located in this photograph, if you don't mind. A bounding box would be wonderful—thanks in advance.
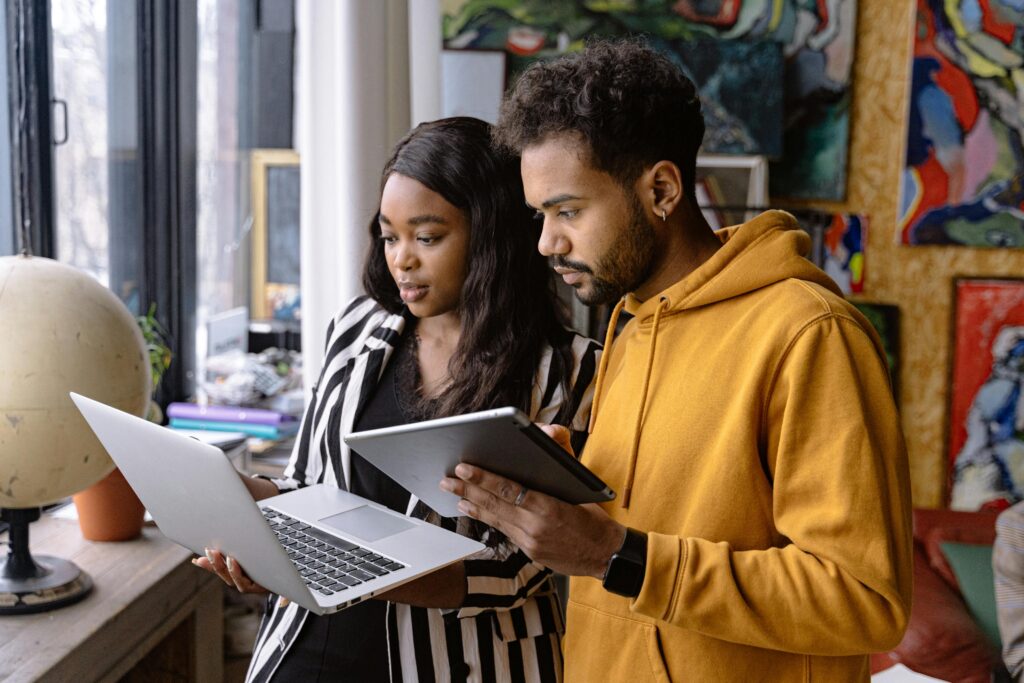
[555,194,657,306]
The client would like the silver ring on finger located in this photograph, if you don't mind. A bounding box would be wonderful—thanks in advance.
[513,486,529,507]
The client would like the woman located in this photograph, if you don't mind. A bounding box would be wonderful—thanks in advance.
[198,117,600,682]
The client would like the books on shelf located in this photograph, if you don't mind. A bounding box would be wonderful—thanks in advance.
[169,417,298,440]
[167,402,299,426]
[167,402,299,440]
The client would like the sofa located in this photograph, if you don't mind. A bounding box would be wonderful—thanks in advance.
[870,508,1009,682]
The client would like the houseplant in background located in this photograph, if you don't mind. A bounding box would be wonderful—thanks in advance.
[73,304,172,541]
[137,303,173,424]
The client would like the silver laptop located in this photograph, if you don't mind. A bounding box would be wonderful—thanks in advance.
[70,393,483,615]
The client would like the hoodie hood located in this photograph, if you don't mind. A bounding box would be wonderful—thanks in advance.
[588,210,845,507]
[622,210,842,323]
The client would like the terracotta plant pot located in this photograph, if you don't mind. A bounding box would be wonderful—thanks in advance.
[72,468,145,541]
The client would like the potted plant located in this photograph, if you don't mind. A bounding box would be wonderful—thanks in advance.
[137,303,173,423]
[73,304,172,541]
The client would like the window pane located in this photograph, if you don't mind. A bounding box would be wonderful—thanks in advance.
[0,5,13,257]
[51,0,140,309]
[196,0,252,342]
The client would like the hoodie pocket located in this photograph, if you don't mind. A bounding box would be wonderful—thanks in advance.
[565,600,671,683]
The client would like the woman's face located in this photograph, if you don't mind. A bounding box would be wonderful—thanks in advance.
[378,173,470,319]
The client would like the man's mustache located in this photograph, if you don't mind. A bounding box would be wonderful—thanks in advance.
[552,256,593,275]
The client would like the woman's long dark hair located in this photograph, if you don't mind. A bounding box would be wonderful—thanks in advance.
[363,117,575,423]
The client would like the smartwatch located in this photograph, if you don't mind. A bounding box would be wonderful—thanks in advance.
[602,527,648,598]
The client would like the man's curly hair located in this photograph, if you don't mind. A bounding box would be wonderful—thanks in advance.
[493,39,704,199]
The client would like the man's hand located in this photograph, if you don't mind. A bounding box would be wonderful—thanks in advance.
[440,453,624,579]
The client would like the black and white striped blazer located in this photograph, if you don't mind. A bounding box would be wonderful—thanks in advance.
[246,296,601,683]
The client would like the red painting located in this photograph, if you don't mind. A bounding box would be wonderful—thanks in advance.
[949,279,1024,510]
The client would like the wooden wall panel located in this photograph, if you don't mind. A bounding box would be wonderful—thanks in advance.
[829,0,1024,507]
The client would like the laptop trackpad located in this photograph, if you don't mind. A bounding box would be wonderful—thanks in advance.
[320,505,414,542]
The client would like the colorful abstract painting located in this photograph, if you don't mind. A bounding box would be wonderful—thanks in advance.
[899,0,1024,248]
[949,279,1024,511]
[442,0,857,199]
[793,210,866,295]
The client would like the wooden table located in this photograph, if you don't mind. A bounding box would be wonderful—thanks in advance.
[0,515,223,683]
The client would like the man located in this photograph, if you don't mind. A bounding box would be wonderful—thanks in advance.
[995,501,1024,680]
[440,40,912,681]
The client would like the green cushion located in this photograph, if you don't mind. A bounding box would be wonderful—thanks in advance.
[940,541,1001,648]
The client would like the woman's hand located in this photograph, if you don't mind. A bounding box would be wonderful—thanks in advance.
[193,547,282,602]
[539,424,573,454]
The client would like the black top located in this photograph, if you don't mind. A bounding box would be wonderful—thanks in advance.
[348,329,418,514]
[276,328,437,682]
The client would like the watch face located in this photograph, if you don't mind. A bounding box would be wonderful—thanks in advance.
[603,552,643,597]
[603,528,647,597]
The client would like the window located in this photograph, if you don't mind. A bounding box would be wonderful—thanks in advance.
[195,0,295,363]
[196,0,253,328]
[51,0,142,308]
[0,6,13,257]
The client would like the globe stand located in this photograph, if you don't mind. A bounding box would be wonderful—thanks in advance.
[0,508,92,614]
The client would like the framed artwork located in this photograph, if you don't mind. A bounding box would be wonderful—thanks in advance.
[850,302,899,402]
[794,211,866,296]
[442,0,856,200]
[948,278,1024,511]
[695,153,769,227]
[251,149,301,321]
[899,1,1024,247]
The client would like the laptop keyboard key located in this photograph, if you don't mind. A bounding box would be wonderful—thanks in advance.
[271,509,405,583]
[348,569,374,582]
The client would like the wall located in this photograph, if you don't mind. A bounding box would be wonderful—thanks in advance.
[822,0,1024,507]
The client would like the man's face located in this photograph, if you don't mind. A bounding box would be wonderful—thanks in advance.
[521,135,657,306]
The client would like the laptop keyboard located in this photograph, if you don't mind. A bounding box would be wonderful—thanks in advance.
[261,508,407,597]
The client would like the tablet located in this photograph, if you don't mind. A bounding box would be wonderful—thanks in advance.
[343,407,615,518]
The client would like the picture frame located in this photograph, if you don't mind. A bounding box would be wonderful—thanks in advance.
[694,154,768,226]
[251,149,301,321]
[947,277,1024,510]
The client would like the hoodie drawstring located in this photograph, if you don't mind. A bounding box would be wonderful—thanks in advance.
[588,297,626,434]
[622,297,668,508]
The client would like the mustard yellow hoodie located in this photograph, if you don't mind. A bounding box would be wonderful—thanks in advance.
[564,211,912,682]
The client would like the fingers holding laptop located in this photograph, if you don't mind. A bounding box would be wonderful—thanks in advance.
[441,463,623,579]
[193,548,272,597]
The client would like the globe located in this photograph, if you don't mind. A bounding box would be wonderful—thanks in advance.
[0,255,151,508]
